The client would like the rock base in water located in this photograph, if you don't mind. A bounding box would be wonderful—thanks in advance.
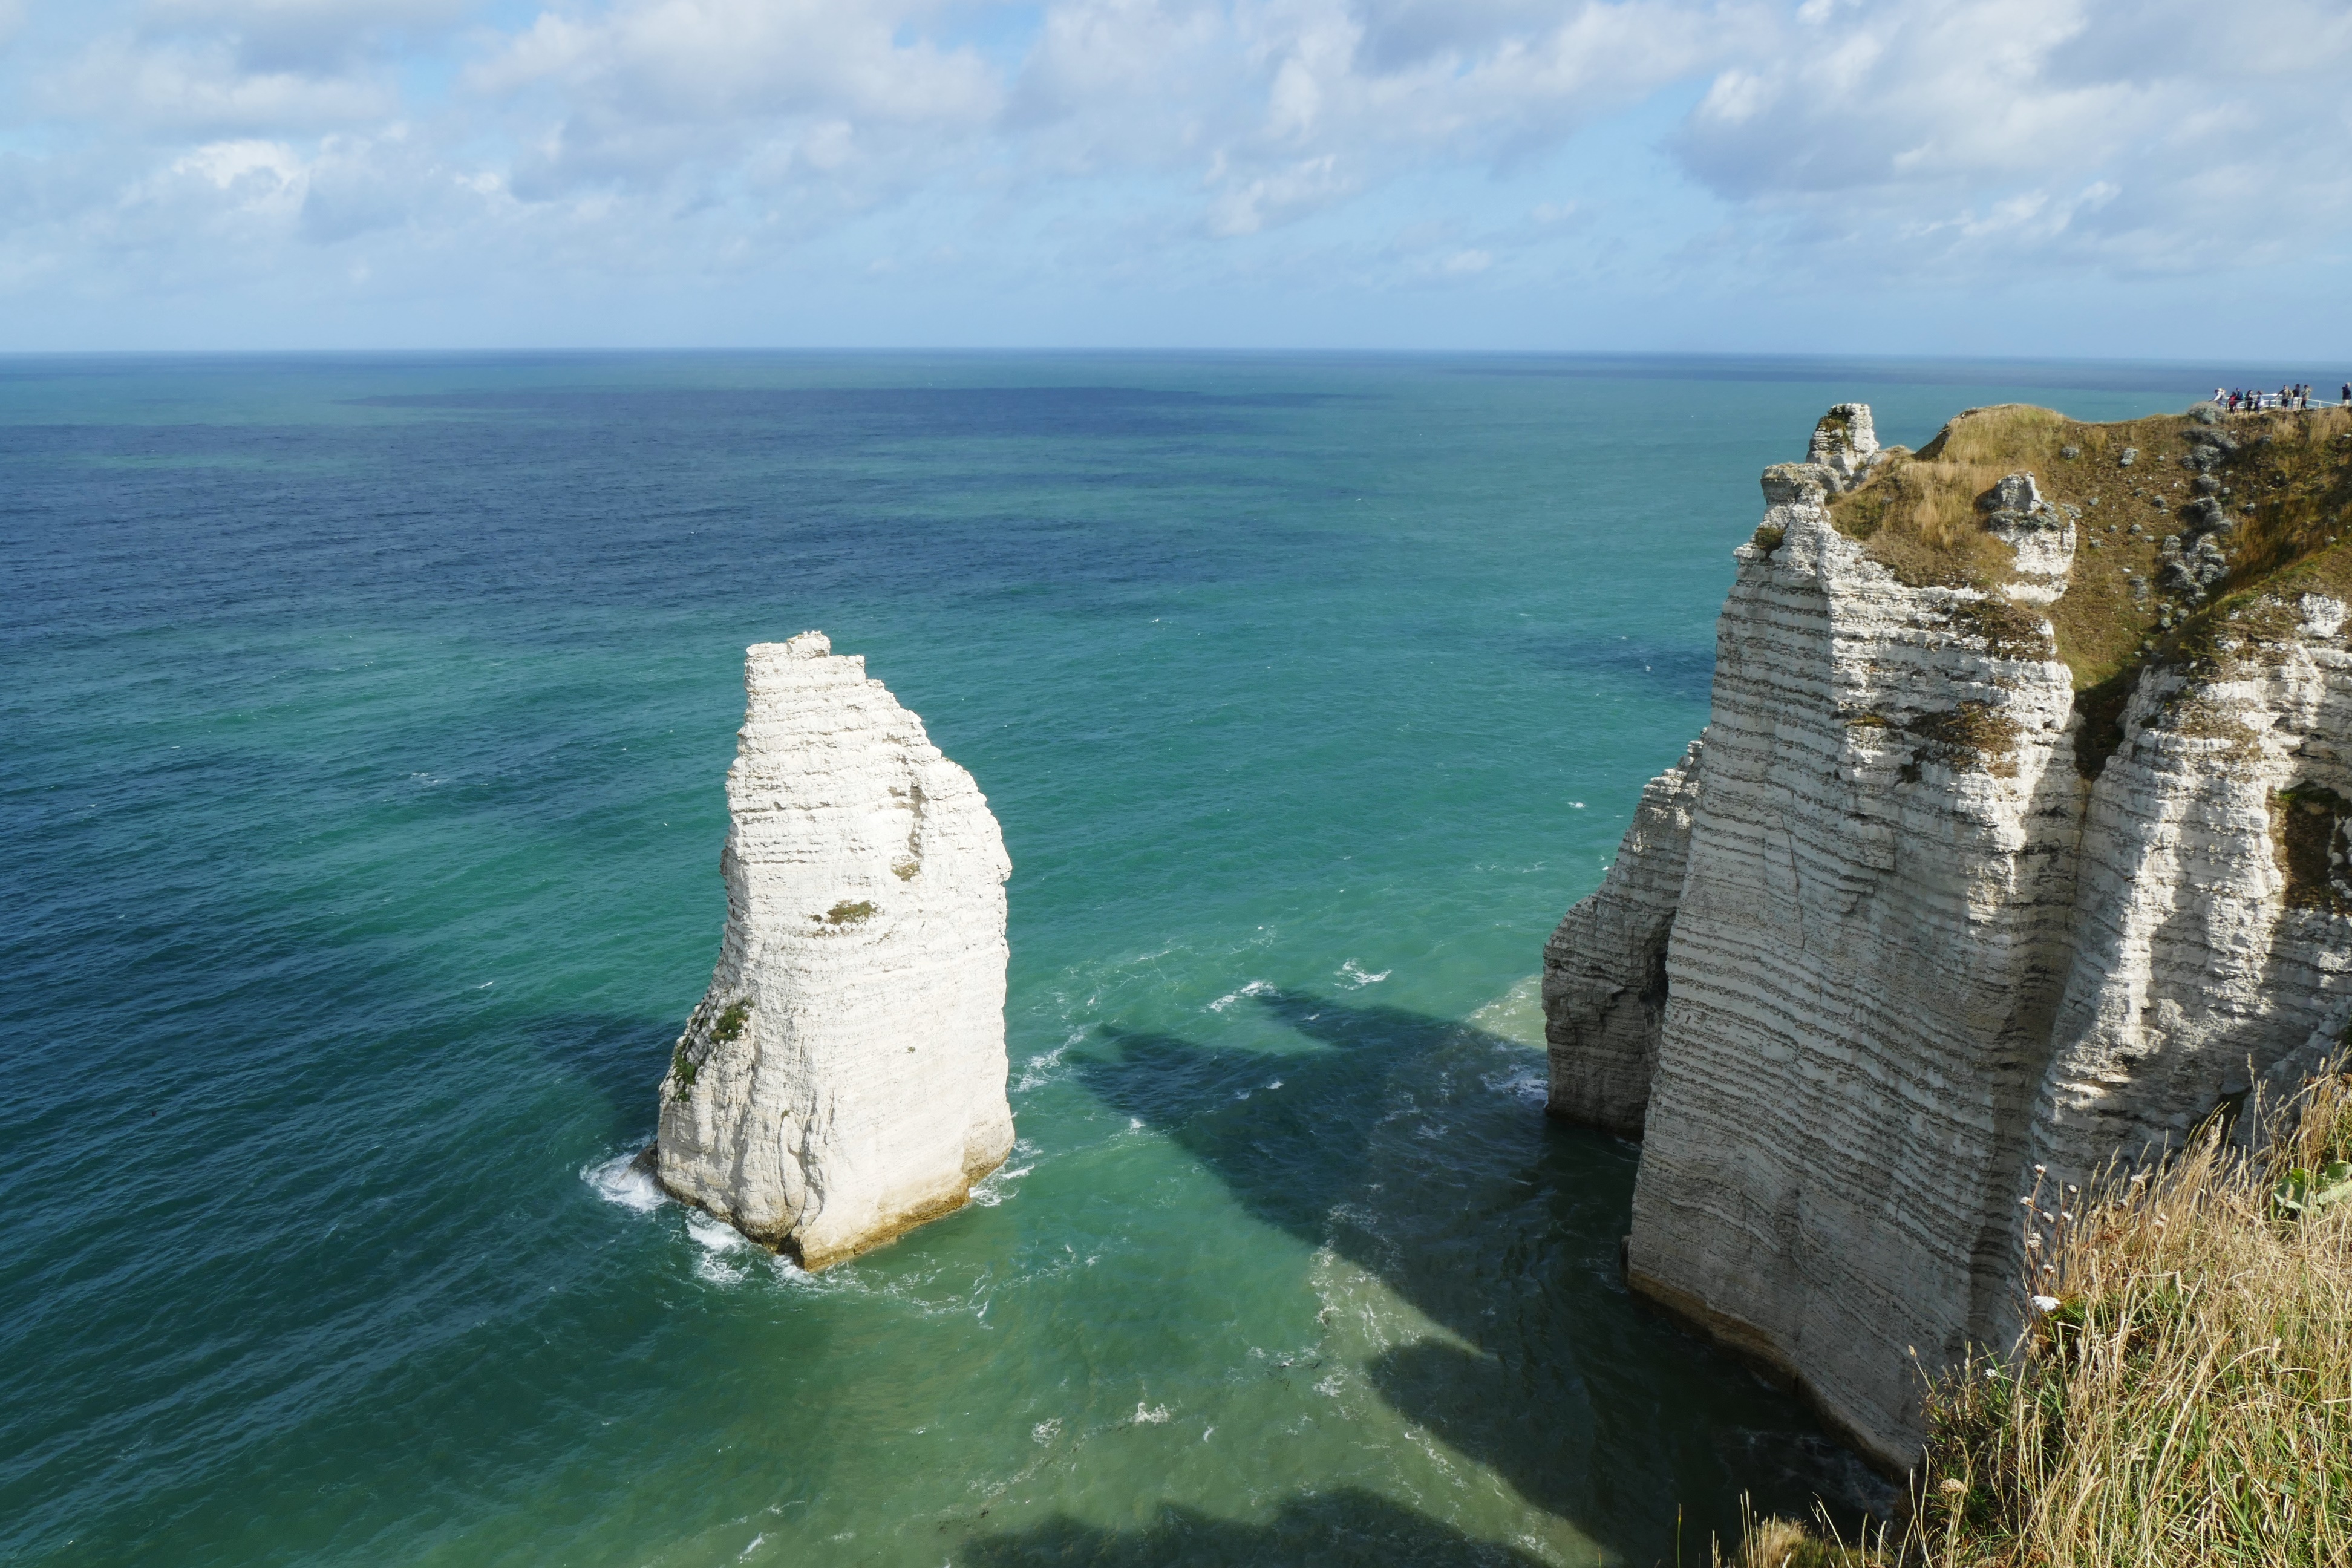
[655,632,1014,1269]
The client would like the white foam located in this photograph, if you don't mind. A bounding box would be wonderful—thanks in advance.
[766,1254,823,1289]
[687,1212,750,1253]
[1015,1039,1074,1093]
[1032,1419,1061,1445]
[696,1252,747,1285]
[1338,960,1389,987]
[1483,1065,1549,1105]
[583,1152,665,1214]
[969,1166,1029,1207]
[1207,979,1272,1013]
[1132,1402,1170,1425]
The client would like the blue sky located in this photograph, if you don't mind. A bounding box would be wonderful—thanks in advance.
[3,0,2350,354]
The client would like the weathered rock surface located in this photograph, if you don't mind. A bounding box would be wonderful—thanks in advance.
[1807,403,1881,491]
[655,632,1014,1268]
[1543,407,2352,1469]
[1978,471,2077,598]
[1541,737,1702,1134]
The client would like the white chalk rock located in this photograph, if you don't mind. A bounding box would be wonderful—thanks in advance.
[655,632,1014,1268]
[1541,735,1703,1133]
[1544,406,2352,1469]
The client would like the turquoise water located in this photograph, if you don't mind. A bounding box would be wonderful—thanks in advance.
[1,353,2202,1566]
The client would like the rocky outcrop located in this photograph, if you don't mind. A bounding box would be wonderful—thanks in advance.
[1807,403,1880,491]
[655,632,1014,1269]
[1541,738,1702,1134]
[1543,405,2352,1469]
[1977,472,2077,598]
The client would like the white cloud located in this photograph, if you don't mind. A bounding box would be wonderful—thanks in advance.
[47,30,397,131]
[1670,0,2352,275]
[2,0,2351,344]
[145,0,479,71]
[470,0,1001,202]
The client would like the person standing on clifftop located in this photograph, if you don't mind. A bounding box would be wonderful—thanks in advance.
[2342,382,2350,407]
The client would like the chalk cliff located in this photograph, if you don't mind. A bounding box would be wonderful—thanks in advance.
[1544,402,2352,1469]
[656,632,1014,1268]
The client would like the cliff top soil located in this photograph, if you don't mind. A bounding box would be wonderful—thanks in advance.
[1827,401,2352,774]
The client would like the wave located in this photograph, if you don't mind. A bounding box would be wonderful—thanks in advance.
[1014,1034,1080,1093]
[1483,1063,1549,1106]
[581,1150,664,1214]
[686,1211,753,1284]
[970,1141,1037,1207]
[1206,979,1272,1013]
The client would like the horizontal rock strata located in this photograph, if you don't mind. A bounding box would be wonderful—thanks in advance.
[1541,738,1702,1134]
[656,632,1014,1268]
[1544,405,2352,1468]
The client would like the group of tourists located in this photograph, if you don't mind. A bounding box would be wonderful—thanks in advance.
[2213,384,2349,411]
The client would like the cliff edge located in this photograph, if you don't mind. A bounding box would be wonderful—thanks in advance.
[656,632,1015,1268]
[1545,400,2352,1469]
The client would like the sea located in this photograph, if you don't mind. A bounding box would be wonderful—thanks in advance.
[0,351,2243,1566]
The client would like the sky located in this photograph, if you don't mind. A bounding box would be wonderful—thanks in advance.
[2,0,2350,354]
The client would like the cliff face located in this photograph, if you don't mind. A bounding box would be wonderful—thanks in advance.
[656,632,1014,1269]
[1545,403,2352,1469]
[1540,737,1701,1134]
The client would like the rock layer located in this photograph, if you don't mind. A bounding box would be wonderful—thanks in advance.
[656,632,1014,1268]
[1544,407,2352,1468]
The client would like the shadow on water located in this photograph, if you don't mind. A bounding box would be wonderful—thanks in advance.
[955,1487,1549,1567]
[1059,990,1882,1564]
[514,1009,679,1137]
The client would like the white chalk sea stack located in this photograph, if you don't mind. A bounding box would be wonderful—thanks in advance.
[1544,406,2352,1469]
[655,632,1014,1269]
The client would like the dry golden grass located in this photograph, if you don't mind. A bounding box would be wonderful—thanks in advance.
[1726,1067,2352,1568]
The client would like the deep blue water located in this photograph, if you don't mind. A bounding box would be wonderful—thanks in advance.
[0,353,2209,1566]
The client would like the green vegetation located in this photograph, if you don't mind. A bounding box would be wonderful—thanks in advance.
[1753,523,1787,555]
[671,997,753,1100]
[1823,402,2352,778]
[822,900,875,926]
[1725,1067,2352,1567]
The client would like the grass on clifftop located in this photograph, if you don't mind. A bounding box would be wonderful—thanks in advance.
[1722,1067,2352,1568]
[1824,403,2352,774]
